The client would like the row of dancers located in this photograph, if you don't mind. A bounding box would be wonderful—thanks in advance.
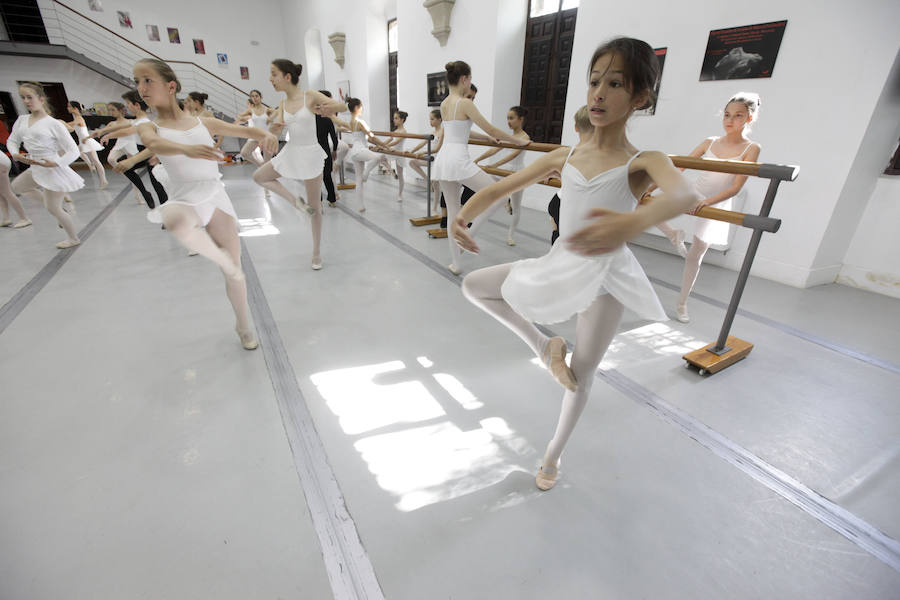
[2,37,761,491]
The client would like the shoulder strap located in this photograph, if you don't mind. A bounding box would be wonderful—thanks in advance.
[738,141,754,158]
[453,98,462,120]
[562,145,577,167]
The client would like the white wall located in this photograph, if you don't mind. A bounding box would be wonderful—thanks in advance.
[1,56,130,117]
[49,0,287,108]
[839,177,900,299]
[562,0,900,289]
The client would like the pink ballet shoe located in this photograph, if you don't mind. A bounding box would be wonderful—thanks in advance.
[543,337,577,392]
[56,239,80,249]
[13,219,32,229]
[669,230,687,257]
[676,303,690,323]
[536,461,560,491]
[0,220,11,227]
[311,256,323,271]
[448,263,461,276]
[507,235,516,246]
[236,327,259,350]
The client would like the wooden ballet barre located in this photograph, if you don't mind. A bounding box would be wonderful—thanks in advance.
[480,165,561,188]
[370,131,435,141]
[670,155,799,182]
[466,138,563,153]
[371,147,434,161]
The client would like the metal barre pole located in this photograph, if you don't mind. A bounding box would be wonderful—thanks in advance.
[370,131,435,141]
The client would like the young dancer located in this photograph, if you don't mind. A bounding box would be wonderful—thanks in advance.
[252,59,347,270]
[64,101,108,188]
[7,82,83,248]
[432,61,529,275]
[344,97,391,212]
[131,58,278,350]
[385,110,411,200]
[100,90,169,209]
[315,90,339,205]
[471,105,531,245]
[409,109,443,213]
[451,38,699,491]
[0,151,31,228]
[233,90,273,166]
[653,93,761,322]
[549,105,595,245]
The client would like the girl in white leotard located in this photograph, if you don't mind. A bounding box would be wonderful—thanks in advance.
[252,59,347,270]
[64,101,108,188]
[345,98,391,212]
[432,60,529,275]
[132,58,278,351]
[234,90,274,166]
[386,110,411,200]
[7,82,83,248]
[654,92,761,322]
[451,38,699,492]
[408,109,443,213]
[471,105,531,246]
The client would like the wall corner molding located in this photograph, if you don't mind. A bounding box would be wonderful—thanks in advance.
[327,32,346,69]
[423,0,455,47]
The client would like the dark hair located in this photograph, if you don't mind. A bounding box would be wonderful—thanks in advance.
[122,89,148,111]
[250,89,262,97]
[445,60,471,85]
[509,105,527,119]
[430,109,442,120]
[319,90,332,98]
[136,58,181,93]
[271,59,302,85]
[588,37,659,110]
[108,101,125,113]
[69,101,82,111]
[394,110,408,121]
[347,97,362,113]
[188,91,208,105]
[469,83,477,93]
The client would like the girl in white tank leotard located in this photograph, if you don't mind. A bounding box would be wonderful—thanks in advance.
[450,40,700,491]
[132,57,279,350]
[64,101,108,188]
[235,90,272,166]
[655,92,761,323]
[345,98,391,212]
[252,59,347,270]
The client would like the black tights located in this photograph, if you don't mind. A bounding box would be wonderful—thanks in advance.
[119,146,167,209]
[322,154,336,203]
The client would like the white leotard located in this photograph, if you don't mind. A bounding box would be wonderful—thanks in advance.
[270,92,327,180]
[74,124,103,152]
[432,100,480,181]
[7,114,84,192]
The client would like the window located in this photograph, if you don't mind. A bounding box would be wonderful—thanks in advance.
[530,0,579,18]
[388,19,398,54]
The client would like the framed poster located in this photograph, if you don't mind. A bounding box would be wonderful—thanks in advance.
[88,0,103,12]
[336,80,351,103]
[217,53,228,66]
[193,39,205,54]
[240,66,249,80]
[700,20,787,81]
[146,25,160,42]
[116,11,132,28]
[426,72,448,107]
[167,27,181,44]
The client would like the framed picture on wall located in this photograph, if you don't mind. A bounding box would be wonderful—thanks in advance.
[426,72,448,107]
[240,67,249,80]
[167,27,181,44]
[336,80,351,103]
[700,20,787,81]
[146,25,160,42]
[92,102,109,116]
[217,53,228,66]
[88,0,103,12]
[193,39,205,54]
[637,47,667,116]
[116,11,132,28]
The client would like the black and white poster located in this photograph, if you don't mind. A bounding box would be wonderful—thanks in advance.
[427,72,449,107]
[700,20,787,81]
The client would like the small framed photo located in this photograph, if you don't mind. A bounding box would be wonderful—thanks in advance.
[88,0,103,12]
[426,72,448,107]
[217,53,228,66]
[240,66,249,80]
[336,80,351,103]
[146,25,160,42]
[193,39,205,54]
[167,27,181,44]
[117,11,132,28]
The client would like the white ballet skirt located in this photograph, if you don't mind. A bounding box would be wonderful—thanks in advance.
[432,118,480,181]
[346,130,381,163]
[500,151,667,324]
[667,139,752,245]
[0,151,10,170]
[7,114,84,193]
[270,94,326,181]
[146,118,236,227]
[74,124,103,152]
[393,136,407,169]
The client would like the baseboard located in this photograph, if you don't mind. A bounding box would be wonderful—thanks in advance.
[836,265,900,300]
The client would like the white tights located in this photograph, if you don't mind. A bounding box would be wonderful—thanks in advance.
[439,170,498,270]
[678,235,709,307]
[462,263,624,472]
[252,163,323,260]
[469,188,524,243]
[11,170,78,242]
[83,150,107,185]
[0,164,28,222]
[351,156,385,211]
[240,140,266,166]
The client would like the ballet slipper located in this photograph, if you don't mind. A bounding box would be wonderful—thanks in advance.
[448,263,461,276]
[99,180,108,190]
[669,229,687,257]
[676,303,690,323]
[188,250,199,256]
[235,327,259,351]
[13,219,32,229]
[358,206,366,213]
[0,220,11,227]
[536,461,560,491]
[64,195,73,203]
[507,235,516,246]
[56,239,80,249]
[311,256,323,270]
[542,337,577,392]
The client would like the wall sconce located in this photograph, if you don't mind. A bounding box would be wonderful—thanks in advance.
[423,0,455,47]
[328,32,346,69]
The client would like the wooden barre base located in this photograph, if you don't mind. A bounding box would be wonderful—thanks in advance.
[427,227,448,238]
[410,216,442,226]
[683,336,753,375]
[337,183,356,190]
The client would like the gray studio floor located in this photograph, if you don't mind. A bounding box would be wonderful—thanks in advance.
[1,163,898,600]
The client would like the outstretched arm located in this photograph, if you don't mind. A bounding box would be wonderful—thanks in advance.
[202,117,279,155]
[459,99,529,147]
[135,121,221,160]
